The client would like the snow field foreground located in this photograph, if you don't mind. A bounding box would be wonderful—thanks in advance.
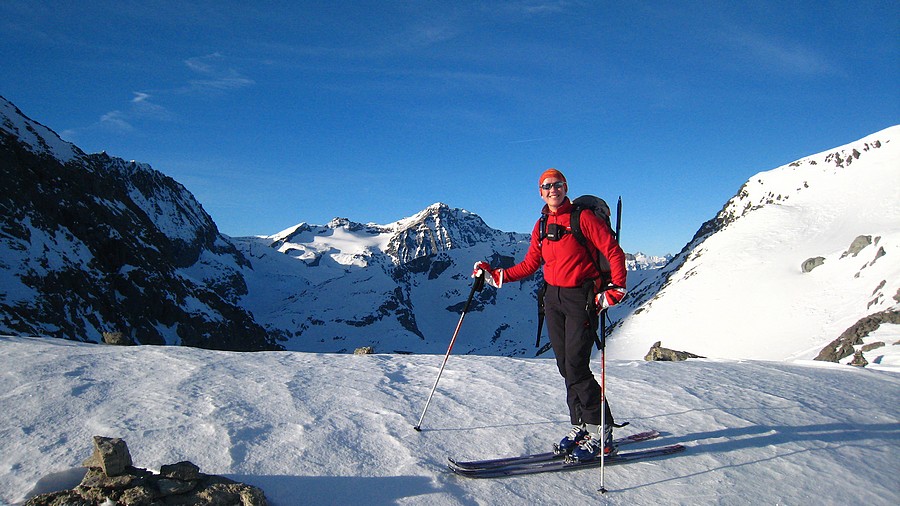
[1,336,898,505]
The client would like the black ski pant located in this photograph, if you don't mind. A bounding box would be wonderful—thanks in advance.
[544,284,613,427]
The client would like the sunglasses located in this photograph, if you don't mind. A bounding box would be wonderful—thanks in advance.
[540,181,566,190]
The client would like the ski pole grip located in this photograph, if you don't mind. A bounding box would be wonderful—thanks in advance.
[473,271,486,292]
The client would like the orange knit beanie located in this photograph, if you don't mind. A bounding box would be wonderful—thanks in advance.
[539,168,566,185]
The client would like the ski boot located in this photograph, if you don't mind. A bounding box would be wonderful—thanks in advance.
[554,425,588,455]
[571,425,616,461]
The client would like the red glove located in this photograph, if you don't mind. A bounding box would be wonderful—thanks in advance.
[595,285,626,311]
[472,261,504,288]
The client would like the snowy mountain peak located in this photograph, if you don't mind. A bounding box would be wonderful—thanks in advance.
[611,125,900,364]
[325,216,386,234]
[388,202,474,233]
[267,202,518,269]
[420,201,452,215]
[0,95,80,163]
[707,126,896,244]
[627,252,672,270]
[384,202,512,264]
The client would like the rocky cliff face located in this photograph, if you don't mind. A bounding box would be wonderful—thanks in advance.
[384,203,516,264]
[0,96,278,351]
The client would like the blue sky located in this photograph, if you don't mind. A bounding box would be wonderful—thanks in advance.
[2,1,897,255]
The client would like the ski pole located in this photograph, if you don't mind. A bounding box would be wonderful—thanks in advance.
[599,334,608,494]
[414,271,485,431]
[600,197,620,494]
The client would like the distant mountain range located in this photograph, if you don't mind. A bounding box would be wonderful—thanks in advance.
[1,95,896,365]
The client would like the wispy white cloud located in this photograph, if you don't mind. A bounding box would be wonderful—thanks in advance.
[518,0,573,15]
[65,92,173,142]
[130,92,176,121]
[495,0,580,17]
[98,110,134,133]
[68,52,253,141]
[183,53,255,93]
[726,28,837,76]
[184,53,221,74]
[413,24,459,46]
[508,136,553,144]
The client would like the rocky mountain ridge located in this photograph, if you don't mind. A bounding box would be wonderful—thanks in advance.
[1,95,276,350]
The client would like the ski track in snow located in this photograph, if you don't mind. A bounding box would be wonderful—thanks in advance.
[1,336,898,506]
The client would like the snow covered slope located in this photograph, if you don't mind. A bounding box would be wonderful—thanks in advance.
[609,126,900,364]
[1,336,897,506]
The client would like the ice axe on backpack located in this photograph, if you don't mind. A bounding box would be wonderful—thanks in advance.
[414,271,486,432]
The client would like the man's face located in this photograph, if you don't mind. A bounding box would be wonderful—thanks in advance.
[540,177,567,210]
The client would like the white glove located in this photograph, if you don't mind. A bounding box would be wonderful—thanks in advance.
[472,261,504,288]
[595,286,626,310]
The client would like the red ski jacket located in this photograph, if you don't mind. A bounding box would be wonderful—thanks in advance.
[504,199,627,289]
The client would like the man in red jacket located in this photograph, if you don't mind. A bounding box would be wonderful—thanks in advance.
[473,168,627,460]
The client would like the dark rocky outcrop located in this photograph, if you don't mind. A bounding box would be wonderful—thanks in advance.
[841,235,872,258]
[102,331,135,346]
[801,256,826,273]
[644,341,705,361]
[850,351,869,367]
[24,437,267,506]
[815,310,900,364]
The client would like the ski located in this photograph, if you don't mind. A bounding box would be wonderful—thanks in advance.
[448,429,659,471]
[449,444,685,478]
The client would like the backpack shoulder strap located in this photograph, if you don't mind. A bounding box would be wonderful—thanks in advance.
[538,212,548,245]
[569,205,586,246]
[571,204,611,281]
